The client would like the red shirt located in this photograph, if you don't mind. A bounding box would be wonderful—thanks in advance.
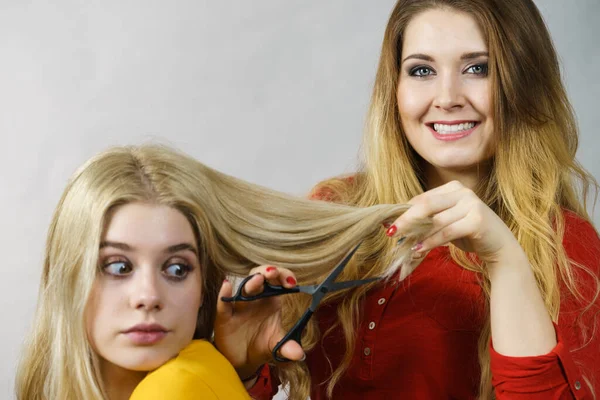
[250,211,600,399]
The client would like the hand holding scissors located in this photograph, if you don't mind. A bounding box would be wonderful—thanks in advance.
[221,242,380,362]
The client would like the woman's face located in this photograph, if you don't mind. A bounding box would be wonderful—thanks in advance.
[397,8,494,185]
[86,202,203,372]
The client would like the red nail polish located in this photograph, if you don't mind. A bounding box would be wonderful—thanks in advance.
[382,221,391,229]
[223,279,229,283]
[266,266,276,272]
[286,276,297,286]
[386,225,397,237]
[412,243,423,252]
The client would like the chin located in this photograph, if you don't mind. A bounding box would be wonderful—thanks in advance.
[427,153,487,171]
[115,350,175,371]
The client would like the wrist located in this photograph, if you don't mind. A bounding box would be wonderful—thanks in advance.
[487,241,529,273]
[239,364,264,388]
[242,375,259,390]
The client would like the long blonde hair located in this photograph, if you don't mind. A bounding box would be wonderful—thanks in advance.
[279,0,600,399]
[15,144,429,400]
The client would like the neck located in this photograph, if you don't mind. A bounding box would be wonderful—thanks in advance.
[101,360,147,400]
[424,162,491,191]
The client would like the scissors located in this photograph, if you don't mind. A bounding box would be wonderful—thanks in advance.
[221,242,381,362]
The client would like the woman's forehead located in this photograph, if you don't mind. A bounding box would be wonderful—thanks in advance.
[402,9,487,56]
[102,202,197,252]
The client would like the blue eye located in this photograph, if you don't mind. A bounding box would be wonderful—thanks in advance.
[465,63,488,75]
[410,66,434,77]
[104,261,132,276]
[163,263,191,280]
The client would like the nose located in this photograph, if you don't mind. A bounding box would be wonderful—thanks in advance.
[433,72,465,111]
[130,266,163,311]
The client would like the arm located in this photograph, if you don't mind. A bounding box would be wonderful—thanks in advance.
[487,242,557,356]
[389,182,599,398]
[491,213,600,399]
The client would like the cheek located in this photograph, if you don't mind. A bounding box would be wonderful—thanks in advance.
[172,279,203,334]
[396,81,430,124]
[84,284,107,355]
[85,282,121,348]
[470,81,492,118]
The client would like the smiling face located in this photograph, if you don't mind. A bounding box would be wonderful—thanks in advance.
[86,202,203,374]
[397,7,494,188]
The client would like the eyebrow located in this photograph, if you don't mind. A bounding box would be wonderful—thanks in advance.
[401,51,489,64]
[99,241,199,256]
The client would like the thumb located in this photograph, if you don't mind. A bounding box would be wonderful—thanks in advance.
[278,340,306,362]
[216,279,233,319]
[268,334,306,362]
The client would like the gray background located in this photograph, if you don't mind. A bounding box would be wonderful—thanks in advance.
[0,1,598,398]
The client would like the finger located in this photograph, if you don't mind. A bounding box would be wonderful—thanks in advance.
[418,216,476,252]
[423,201,469,242]
[217,279,233,317]
[278,340,306,362]
[251,265,298,288]
[388,188,469,237]
[250,264,278,275]
[275,268,298,288]
[243,273,266,296]
[268,336,305,362]
[407,180,464,206]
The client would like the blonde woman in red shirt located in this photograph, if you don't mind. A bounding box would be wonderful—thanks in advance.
[214,0,600,399]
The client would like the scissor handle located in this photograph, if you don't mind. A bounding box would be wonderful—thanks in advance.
[272,309,314,362]
[221,274,300,302]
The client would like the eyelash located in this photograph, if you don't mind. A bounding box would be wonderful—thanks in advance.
[163,262,193,282]
[101,258,194,282]
[408,62,489,77]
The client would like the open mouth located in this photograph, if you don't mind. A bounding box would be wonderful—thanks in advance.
[429,121,478,134]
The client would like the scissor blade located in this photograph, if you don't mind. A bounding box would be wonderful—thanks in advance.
[321,242,362,287]
[297,284,319,295]
[326,276,382,293]
[309,241,363,310]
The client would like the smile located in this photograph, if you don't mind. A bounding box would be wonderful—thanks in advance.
[433,121,476,134]
[426,121,480,141]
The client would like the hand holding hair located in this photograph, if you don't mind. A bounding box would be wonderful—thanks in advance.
[387,180,557,357]
[387,180,521,264]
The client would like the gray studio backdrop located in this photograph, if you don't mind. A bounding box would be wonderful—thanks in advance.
[0,1,598,398]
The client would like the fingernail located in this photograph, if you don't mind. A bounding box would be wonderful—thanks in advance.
[386,225,397,237]
[396,236,406,245]
[223,279,229,283]
[266,266,276,272]
[286,276,297,286]
[411,243,423,252]
[382,221,391,229]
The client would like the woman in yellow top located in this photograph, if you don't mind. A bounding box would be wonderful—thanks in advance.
[15,144,422,399]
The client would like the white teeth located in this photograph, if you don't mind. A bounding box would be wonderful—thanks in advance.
[433,122,476,134]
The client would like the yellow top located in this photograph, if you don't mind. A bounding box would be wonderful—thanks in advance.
[130,340,251,400]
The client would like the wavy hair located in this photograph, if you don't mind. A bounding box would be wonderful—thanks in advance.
[15,144,429,400]
[278,0,600,399]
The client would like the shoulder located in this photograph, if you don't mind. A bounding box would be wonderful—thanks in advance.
[131,368,218,400]
[130,340,250,400]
